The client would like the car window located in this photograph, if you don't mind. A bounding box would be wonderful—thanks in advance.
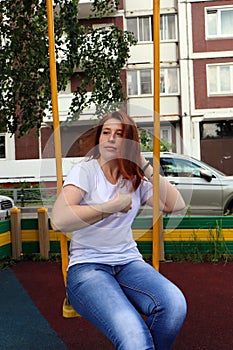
[145,156,171,176]
[161,157,203,178]
[160,157,177,176]
[174,159,202,177]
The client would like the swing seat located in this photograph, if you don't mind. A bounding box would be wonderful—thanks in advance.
[63,296,81,318]
[59,233,81,318]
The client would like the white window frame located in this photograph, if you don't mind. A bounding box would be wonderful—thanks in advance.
[0,134,6,159]
[160,126,172,145]
[207,63,233,96]
[127,69,153,97]
[205,6,233,39]
[160,67,180,95]
[126,16,152,43]
[160,13,178,42]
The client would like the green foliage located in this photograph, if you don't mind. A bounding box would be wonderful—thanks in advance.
[139,129,173,152]
[223,209,233,216]
[91,0,120,18]
[0,257,16,270]
[0,0,49,135]
[0,183,44,205]
[165,226,232,263]
[160,139,174,152]
[69,25,136,119]
[139,129,153,152]
[0,0,136,136]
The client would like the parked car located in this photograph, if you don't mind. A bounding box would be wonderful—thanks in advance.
[144,152,233,216]
[0,195,15,220]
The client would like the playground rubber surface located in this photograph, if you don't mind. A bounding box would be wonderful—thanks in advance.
[1,260,233,349]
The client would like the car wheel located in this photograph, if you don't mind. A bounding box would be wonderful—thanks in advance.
[225,201,233,215]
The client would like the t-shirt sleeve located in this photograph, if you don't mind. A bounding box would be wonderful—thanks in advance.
[140,180,153,205]
[63,161,90,193]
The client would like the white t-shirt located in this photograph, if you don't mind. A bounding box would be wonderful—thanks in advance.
[63,159,153,267]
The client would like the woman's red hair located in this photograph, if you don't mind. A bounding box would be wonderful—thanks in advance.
[85,111,144,191]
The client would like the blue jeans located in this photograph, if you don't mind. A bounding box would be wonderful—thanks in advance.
[67,260,187,350]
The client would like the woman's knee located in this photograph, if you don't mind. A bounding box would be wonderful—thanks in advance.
[150,282,187,323]
[113,319,154,350]
[164,284,187,325]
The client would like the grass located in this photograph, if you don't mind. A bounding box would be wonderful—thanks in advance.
[165,224,233,263]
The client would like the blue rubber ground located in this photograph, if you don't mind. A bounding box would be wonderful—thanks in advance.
[0,269,66,350]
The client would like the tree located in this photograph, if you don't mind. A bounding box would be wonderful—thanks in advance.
[0,0,136,136]
[139,129,174,152]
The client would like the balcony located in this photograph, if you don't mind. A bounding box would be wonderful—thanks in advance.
[44,92,97,123]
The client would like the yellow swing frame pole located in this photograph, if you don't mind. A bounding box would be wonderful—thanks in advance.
[46,0,68,285]
[152,0,160,271]
[46,0,160,274]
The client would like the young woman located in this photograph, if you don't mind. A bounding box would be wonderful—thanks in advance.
[51,111,186,350]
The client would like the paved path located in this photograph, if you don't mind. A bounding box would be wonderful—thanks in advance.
[1,261,233,349]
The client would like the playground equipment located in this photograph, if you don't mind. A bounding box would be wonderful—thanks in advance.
[45,0,161,318]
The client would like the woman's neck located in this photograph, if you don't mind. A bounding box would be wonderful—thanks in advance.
[98,158,120,184]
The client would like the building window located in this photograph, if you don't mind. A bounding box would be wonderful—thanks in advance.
[207,64,233,96]
[161,127,172,145]
[128,68,179,96]
[160,68,179,95]
[206,7,233,38]
[160,14,178,41]
[0,135,6,158]
[127,70,152,96]
[200,121,233,139]
[127,16,152,42]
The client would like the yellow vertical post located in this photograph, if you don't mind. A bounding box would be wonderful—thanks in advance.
[38,207,49,259]
[46,0,68,285]
[152,0,160,270]
[10,208,22,260]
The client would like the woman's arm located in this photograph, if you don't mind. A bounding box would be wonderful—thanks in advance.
[51,184,132,232]
[158,175,186,213]
[140,155,186,213]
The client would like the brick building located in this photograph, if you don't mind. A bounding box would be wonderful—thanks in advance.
[1,0,233,185]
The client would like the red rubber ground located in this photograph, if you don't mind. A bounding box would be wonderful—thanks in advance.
[12,261,233,350]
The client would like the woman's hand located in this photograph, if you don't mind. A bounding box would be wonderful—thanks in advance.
[109,193,132,213]
[51,185,133,232]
